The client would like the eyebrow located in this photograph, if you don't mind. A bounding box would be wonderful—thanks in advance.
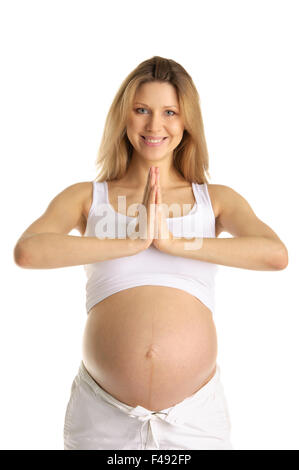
[134,102,179,109]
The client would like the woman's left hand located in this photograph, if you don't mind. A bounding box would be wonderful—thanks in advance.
[152,168,174,252]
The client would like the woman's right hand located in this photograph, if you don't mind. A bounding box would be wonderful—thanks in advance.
[132,166,157,250]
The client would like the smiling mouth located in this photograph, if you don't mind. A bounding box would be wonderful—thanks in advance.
[141,136,168,141]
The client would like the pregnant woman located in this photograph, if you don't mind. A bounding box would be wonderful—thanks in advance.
[13,56,288,450]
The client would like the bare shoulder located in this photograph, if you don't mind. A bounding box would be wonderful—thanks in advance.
[74,181,94,228]
[206,183,243,216]
[206,183,288,252]
[15,181,94,243]
[205,183,230,219]
[65,181,93,235]
[206,183,243,237]
[62,180,93,212]
[76,181,94,216]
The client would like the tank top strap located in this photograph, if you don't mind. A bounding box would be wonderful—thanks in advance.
[88,181,107,218]
[94,180,106,200]
[192,182,205,206]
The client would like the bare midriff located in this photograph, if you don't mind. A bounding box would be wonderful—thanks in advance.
[81,180,221,413]
[82,286,218,412]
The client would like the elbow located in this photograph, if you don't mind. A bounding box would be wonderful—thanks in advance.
[13,243,32,268]
[269,244,289,270]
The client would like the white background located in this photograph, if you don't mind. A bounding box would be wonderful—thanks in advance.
[1,0,298,450]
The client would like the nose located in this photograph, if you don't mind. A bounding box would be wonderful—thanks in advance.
[145,111,164,133]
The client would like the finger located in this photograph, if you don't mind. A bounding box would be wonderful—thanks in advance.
[149,184,157,238]
[142,167,153,204]
[149,183,156,216]
[156,176,161,205]
[147,168,157,204]
[152,170,157,192]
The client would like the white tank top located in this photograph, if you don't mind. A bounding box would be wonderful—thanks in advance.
[83,180,219,316]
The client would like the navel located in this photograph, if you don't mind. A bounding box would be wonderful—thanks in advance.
[145,345,158,359]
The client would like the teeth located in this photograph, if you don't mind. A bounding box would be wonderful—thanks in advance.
[144,137,163,143]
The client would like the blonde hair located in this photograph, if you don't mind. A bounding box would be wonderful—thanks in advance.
[94,56,211,184]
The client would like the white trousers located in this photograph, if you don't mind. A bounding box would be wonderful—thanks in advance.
[64,361,233,450]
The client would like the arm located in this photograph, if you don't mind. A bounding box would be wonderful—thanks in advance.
[163,185,289,271]
[13,182,139,269]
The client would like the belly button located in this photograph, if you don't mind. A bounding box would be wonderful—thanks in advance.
[145,345,157,358]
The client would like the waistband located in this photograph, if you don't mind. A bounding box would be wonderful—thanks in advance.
[77,360,221,418]
[77,361,221,450]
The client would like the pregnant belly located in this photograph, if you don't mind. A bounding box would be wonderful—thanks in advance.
[82,286,218,412]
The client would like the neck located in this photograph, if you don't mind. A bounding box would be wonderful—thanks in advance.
[121,156,185,189]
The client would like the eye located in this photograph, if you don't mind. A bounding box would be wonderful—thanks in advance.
[135,108,148,114]
[135,108,176,116]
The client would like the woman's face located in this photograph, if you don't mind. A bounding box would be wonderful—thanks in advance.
[126,81,184,162]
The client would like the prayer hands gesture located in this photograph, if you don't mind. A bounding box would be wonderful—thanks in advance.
[135,166,174,252]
